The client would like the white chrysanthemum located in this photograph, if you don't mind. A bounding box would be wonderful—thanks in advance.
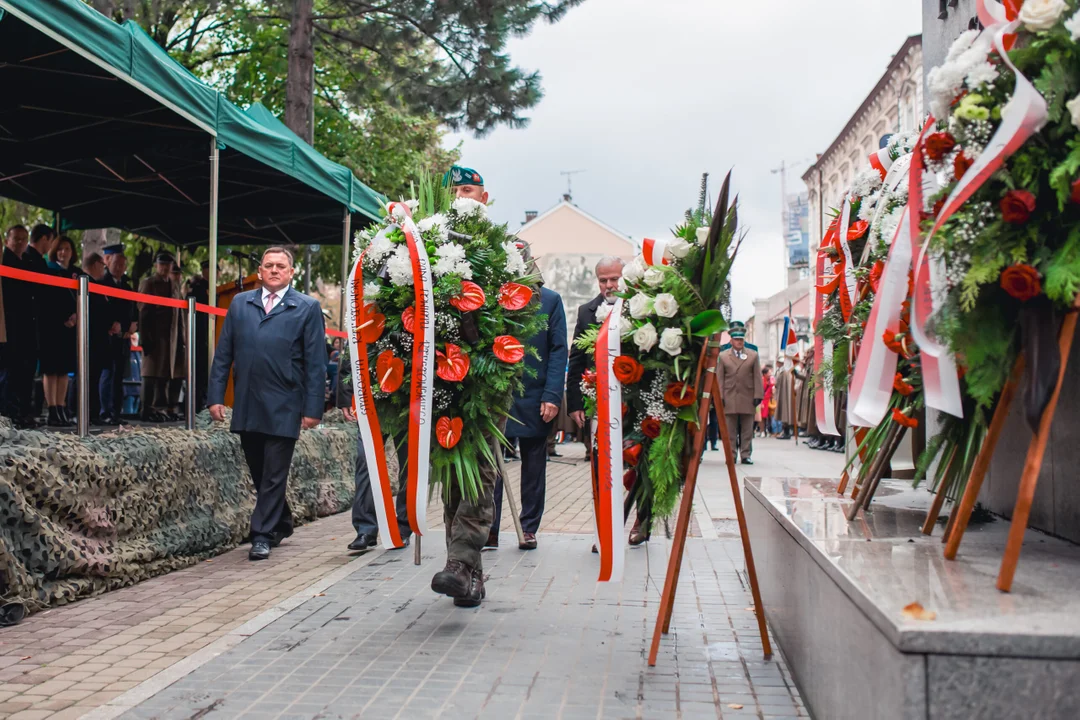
[633,323,658,352]
[386,246,413,286]
[1066,10,1080,40]
[435,242,466,264]
[666,237,692,259]
[653,293,679,318]
[945,29,980,63]
[432,242,472,279]
[416,213,449,241]
[965,61,999,89]
[694,227,709,245]
[366,233,395,264]
[628,293,654,319]
[452,197,487,218]
[622,256,646,283]
[851,168,883,198]
[363,282,382,299]
[503,241,528,276]
[858,196,877,222]
[643,267,665,287]
[658,327,683,357]
[595,302,613,323]
[1019,0,1068,31]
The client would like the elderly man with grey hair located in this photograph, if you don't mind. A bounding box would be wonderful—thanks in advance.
[566,256,625,455]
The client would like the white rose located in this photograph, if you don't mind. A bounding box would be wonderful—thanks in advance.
[1066,10,1080,40]
[633,323,658,352]
[658,327,683,357]
[1019,0,1068,31]
[622,257,645,284]
[595,302,613,323]
[628,293,654,319]
[653,293,679,318]
[617,277,628,292]
[694,227,709,245]
[1068,93,1080,131]
[666,237,692,259]
[643,267,665,287]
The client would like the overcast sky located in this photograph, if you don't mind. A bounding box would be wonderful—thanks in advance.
[445,0,922,322]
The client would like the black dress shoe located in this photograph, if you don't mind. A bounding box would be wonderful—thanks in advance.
[348,533,377,552]
[270,527,293,548]
[249,541,271,561]
[453,567,485,608]
[741,458,754,465]
[549,450,562,457]
[431,560,472,598]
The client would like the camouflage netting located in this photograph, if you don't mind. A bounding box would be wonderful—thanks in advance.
[0,409,357,613]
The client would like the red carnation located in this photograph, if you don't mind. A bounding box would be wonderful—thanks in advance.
[999,264,1042,302]
[1000,190,1036,224]
[924,132,957,163]
[640,417,662,439]
[893,373,914,397]
[891,408,919,429]
[882,329,904,355]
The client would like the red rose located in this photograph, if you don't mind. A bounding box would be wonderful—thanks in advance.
[493,335,525,364]
[436,343,470,382]
[582,369,597,387]
[664,381,695,408]
[436,416,463,449]
[376,350,405,393]
[924,132,957,163]
[893,373,914,397]
[999,263,1042,302]
[1000,190,1036,224]
[1071,178,1080,205]
[623,444,643,467]
[640,417,662,439]
[448,280,486,312]
[953,152,973,180]
[847,220,869,241]
[612,355,644,384]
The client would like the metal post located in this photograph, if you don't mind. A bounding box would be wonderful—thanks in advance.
[208,137,220,367]
[186,297,197,430]
[76,275,90,437]
[340,208,351,330]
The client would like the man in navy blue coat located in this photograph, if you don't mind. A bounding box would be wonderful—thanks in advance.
[487,279,567,551]
[208,247,326,561]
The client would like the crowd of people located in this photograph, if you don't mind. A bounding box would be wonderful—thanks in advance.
[0,223,210,429]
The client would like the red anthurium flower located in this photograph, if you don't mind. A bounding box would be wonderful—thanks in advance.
[664,381,695,408]
[612,355,644,384]
[436,343,470,382]
[493,335,525,364]
[1000,190,1036,224]
[623,444,643,468]
[641,417,662,439]
[357,304,385,343]
[436,416,464,449]
[375,350,405,393]
[847,220,869,241]
[869,261,884,294]
[401,306,415,334]
[498,282,533,311]
[449,280,486,312]
[893,373,914,397]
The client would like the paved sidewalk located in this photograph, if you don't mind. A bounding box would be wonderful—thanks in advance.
[116,533,804,720]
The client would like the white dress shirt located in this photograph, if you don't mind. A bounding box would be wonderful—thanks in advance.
[261,285,289,314]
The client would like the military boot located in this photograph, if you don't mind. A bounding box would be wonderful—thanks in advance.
[431,559,472,598]
[453,567,486,608]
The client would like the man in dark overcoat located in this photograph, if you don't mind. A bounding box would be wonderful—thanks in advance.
[208,246,325,561]
[487,277,567,551]
[138,252,183,421]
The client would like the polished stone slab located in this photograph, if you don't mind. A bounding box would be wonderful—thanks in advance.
[747,477,1080,658]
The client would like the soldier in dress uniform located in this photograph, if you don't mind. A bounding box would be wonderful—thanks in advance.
[716,321,763,464]
[99,244,136,425]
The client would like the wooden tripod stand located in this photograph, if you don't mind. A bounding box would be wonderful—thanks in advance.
[647,337,772,666]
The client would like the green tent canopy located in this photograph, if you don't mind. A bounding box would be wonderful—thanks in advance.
[0,0,384,247]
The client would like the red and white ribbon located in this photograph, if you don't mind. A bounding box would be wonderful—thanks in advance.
[908,0,1047,417]
[836,197,858,322]
[813,249,839,436]
[641,238,670,267]
[346,247,405,549]
[389,202,436,538]
[869,147,894,181]
[593,297,625,583]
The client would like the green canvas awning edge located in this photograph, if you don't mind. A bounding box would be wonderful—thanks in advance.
[0,0,384,225]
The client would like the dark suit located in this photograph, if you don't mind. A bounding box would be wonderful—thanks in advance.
[100,273,136,419]
[0,248,37,421]
[566,293,605,416]
[208,286,325,544]
[493,287,567,535]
